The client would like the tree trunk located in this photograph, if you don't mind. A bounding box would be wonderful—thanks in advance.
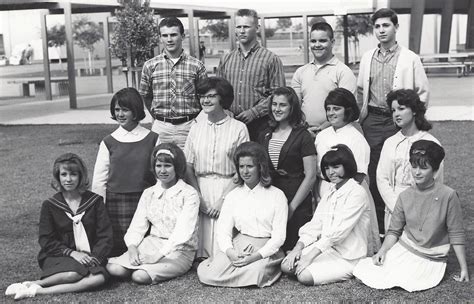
[88,50,93,74]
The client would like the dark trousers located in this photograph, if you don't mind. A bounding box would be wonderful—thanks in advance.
[362,112,397,234]
[247,115,270,142]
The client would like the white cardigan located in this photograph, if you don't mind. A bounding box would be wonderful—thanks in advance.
[357,46,429,122]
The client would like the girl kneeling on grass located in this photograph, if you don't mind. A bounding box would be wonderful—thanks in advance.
[92,87,159,257]
[106,143,200,284]
[353,140,469,292]
[281,145,371,285]
[6,153,113,300]
[197,142,288,288]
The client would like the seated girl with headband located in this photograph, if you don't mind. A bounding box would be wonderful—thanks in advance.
[106,143,200,284]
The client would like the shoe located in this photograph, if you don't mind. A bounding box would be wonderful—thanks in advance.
[5,283,26,296]
[13,284,40,300]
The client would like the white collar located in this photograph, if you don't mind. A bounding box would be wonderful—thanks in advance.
[114,124,146,137]
[152,179,185,198]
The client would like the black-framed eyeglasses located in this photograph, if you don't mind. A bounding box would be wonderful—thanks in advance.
[198,94,219,100]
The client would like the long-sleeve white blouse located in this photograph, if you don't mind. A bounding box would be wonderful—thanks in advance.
[216,183,288,258]
[298,178,370,260]
[124,179,200,256]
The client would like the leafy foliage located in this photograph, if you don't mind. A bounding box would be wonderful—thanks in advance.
[277,18,292,29]
[202,20,229,40]
[47,24,66,48]
[336,14,373,42]
[110,0,160,66]
[73,17,103,53]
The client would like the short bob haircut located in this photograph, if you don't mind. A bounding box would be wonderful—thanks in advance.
[268,86,306,129]
[52,153,89,193]
[371,8,398,26]
[151,143,187,180]
[310,22,334,40]
[410,140,445,172]
[196,77,234,110]
[236,9,259,25]
[233,142,271,188]
[110,87,146,122]
[320,144,358,182]
[159,17,184,35]
[386,89,432,131]
[324,88,360,123]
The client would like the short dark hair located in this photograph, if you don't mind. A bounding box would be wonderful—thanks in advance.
[371,8,398,26]
[324,88,360,123]
[236,9,259,24]
[110,87,146,122]
[52,153,89,193]
[320,144,358,182]
[310,22,334,40]
[410,140,445,171]
[196,77,234,110]
[151,143,187,180]
[268,86,306,129]
[386,89,432,131]
[159,17,184,35]
[233,142,271,188]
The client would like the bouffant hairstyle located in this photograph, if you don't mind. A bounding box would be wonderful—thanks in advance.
[196,77,234,110]
[324,88,360,123]
[52,153,89,193]
[386,89,432,131]
[320,144,358,182]
[110,87,146,122]
[151,143,187,180]
[371,8,398,26]
[159,17,184,35]
[310,22,334,40]
[233,142,271,188]
[268,86,306,129]
[409,140,445,171]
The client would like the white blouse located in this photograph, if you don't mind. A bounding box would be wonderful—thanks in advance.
[91,125,159,198]
[217,183,288,258]
[124,179,200,256]
[314,122,370,176]
[298,178,370,260]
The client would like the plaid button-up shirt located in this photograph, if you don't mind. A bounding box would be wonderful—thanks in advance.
[216,43,285,119]
[139,51,207,118]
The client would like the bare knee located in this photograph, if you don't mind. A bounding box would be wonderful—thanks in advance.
[106,263,130,278]
[63,272,83,283]
[281,261,295,276]
[83,273,106,289]
[297,270,314,286]
[131,270,152,285]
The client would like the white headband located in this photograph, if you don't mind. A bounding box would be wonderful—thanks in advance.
[156,149,174,159]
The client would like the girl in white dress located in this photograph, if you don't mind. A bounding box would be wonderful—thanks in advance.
[281,145,371,286]
[106,143,199,284]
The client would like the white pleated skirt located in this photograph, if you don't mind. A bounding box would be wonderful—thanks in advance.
[353,242,447,292]
[197,175,234,258]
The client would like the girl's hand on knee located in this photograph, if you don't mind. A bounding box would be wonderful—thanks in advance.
[283,249,301,271]
[372,251,386,266]
[70,251,92,265]
[128,246,141,266]
[226,248,240,262]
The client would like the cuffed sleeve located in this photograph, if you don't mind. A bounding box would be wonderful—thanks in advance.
[91,141,110,199]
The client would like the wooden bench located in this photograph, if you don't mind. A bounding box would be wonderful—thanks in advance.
[8,77,69,97]
[422,62,466,77]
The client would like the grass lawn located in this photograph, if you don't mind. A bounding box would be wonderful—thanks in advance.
[0,122,473,303]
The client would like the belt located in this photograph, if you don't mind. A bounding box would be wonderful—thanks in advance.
[154,113,198,125]
[368,105,392,117]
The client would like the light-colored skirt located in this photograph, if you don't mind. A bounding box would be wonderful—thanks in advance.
[108,235,194,284]
[353,242,447,292]
[197,233,285,288]
[197,175,234,258]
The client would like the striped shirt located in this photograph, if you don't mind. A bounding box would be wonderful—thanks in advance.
[139,51,207,118]
[368,43,401,108]
[268,138,285,169]
[184,115,249,176]
[216,43,285,119]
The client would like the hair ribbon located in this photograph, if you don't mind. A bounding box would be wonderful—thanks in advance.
[156,149,174,158]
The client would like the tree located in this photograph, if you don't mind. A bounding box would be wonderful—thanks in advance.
[47,24,66,69]
[203,20,228,40]
[277,18,292,30]
[336,14,373,61]
[73,17,103,74]
[111,0,160,67]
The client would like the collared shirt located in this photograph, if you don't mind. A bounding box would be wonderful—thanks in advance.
[291,56,356,127]
[124,180,200,256]
[216,43,285,119]
[217,183,288,258]
[368,43,401,108]
[92,125,160,198]
[139,51,207,118]
[184,115,249,176]
[298,178,370,260]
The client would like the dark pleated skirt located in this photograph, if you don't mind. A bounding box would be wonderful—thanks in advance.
[40,256,109,280]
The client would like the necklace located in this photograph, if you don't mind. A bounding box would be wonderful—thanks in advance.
[413,185,438,232]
